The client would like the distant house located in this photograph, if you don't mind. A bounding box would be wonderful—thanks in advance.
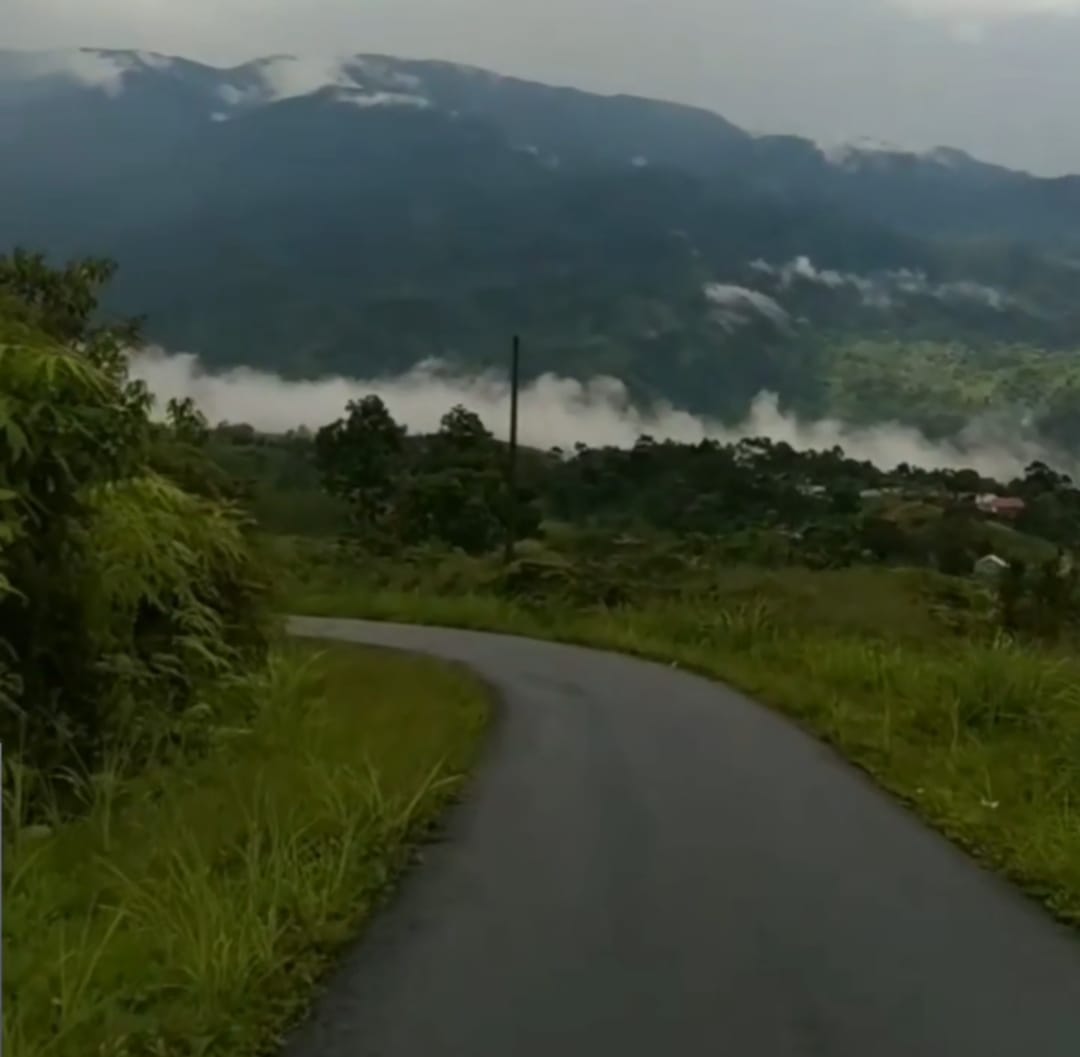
[859,488,884,501]
[797,484,827,498]
[975,494,1027,520]
[975,554,1009,581]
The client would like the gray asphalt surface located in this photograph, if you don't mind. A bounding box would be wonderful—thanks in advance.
[285,616,1080,1057]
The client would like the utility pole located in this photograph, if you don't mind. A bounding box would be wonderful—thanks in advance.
[504,334,521,565]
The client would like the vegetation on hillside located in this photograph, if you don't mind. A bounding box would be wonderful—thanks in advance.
[7,51,1080,443]
[283,537,1080,929]
[1,252,492,1057]
[6,639,490,1057]
[245,383,1080,928]
[818,336,1080,446]
[0,249,269,784]
[211,389,1080,637]
[8,243,1080,1051]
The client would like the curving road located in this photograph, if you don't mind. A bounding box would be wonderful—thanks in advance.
[285,616,1080,1057]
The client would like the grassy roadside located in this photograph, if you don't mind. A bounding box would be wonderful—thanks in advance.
[3,639,492,1057]
[290,581,1080,929]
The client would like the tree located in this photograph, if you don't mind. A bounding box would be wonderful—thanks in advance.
[0,252,266,774]
[406,405,522,552]
[0,248,145,390]
[860,516,914,562]
[439,405,493,448]
[1018,460,1072,497]
[152,397,237,501]
[214,422,257,445]
[419,405,498,475]
[1018,491,1069,544]
[944,468,982,495]
[998,559,1027,633]
[1,248,151,459]
[830,487,860,515]
[314,395,405,528]
[994,554,1080,640]
[166,396,210,447]
[393,469,505,554]
[929,511,980,576]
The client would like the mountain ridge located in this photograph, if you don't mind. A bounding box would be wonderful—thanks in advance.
[2,46,1073,182]
[2,46,1079,448]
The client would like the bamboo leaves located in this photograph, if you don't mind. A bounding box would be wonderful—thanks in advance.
[0,253,268,781]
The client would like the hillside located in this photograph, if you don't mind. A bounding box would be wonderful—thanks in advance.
[9,246,1080,1056]
[0,254,493,1057]
[2,48,1080,445]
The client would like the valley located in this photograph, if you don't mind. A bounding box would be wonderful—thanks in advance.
[6,36,1080,1057]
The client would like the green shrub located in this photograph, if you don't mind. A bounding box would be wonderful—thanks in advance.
[0,253,267,795]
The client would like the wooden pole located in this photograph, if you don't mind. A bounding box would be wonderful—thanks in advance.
[504,334,521,564]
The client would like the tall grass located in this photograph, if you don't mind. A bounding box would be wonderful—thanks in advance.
[2,641,491,1057]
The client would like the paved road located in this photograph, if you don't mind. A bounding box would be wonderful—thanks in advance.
[285,616,1080,1057]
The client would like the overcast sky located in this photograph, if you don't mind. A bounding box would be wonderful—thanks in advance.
[7,0,1080,175]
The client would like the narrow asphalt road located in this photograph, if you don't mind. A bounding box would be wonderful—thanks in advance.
[285,616,1080,1057]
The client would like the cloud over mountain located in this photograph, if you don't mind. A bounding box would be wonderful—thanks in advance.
[132,347,1064,480]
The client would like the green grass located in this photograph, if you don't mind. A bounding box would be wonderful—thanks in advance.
[2,640,492,1057]
[290,576,1080,929]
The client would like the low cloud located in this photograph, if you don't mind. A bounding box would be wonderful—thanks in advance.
[213,54,356,107]
[750,255,1012,311]
[0,48,129,95]
[213,54,432,109]
[754,256,882,304]
[252,54,354,101]
[132,347,1061,480]
[937,278,1011,309]
[773,256,849,290]
[352,57,424,90]
[215,83,249,105]
[704,283,792,331]
[335,87,430,108]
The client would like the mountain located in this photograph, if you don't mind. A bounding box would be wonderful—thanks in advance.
[2,47,1079,434]
[4,48,1079,245]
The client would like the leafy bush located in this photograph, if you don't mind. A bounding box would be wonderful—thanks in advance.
[0,252,268,791]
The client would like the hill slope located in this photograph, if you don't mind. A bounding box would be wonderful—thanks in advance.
[2,47,1079,437]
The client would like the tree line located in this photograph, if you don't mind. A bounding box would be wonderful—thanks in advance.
[292,390,1080,562]
[287,391,1080,638]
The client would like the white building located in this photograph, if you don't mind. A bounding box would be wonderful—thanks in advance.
[974,554,1009,581]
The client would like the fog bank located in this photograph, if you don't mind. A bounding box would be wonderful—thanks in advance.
[131,348,1059,480]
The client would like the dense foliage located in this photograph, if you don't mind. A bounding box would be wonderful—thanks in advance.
[313,398,539,554]
[817,337,1080,446]
[2,251,491,1057]
[0,251,267,784]
[223,391,1080,638]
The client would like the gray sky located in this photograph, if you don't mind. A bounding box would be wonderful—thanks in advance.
[7,0,1080,175]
